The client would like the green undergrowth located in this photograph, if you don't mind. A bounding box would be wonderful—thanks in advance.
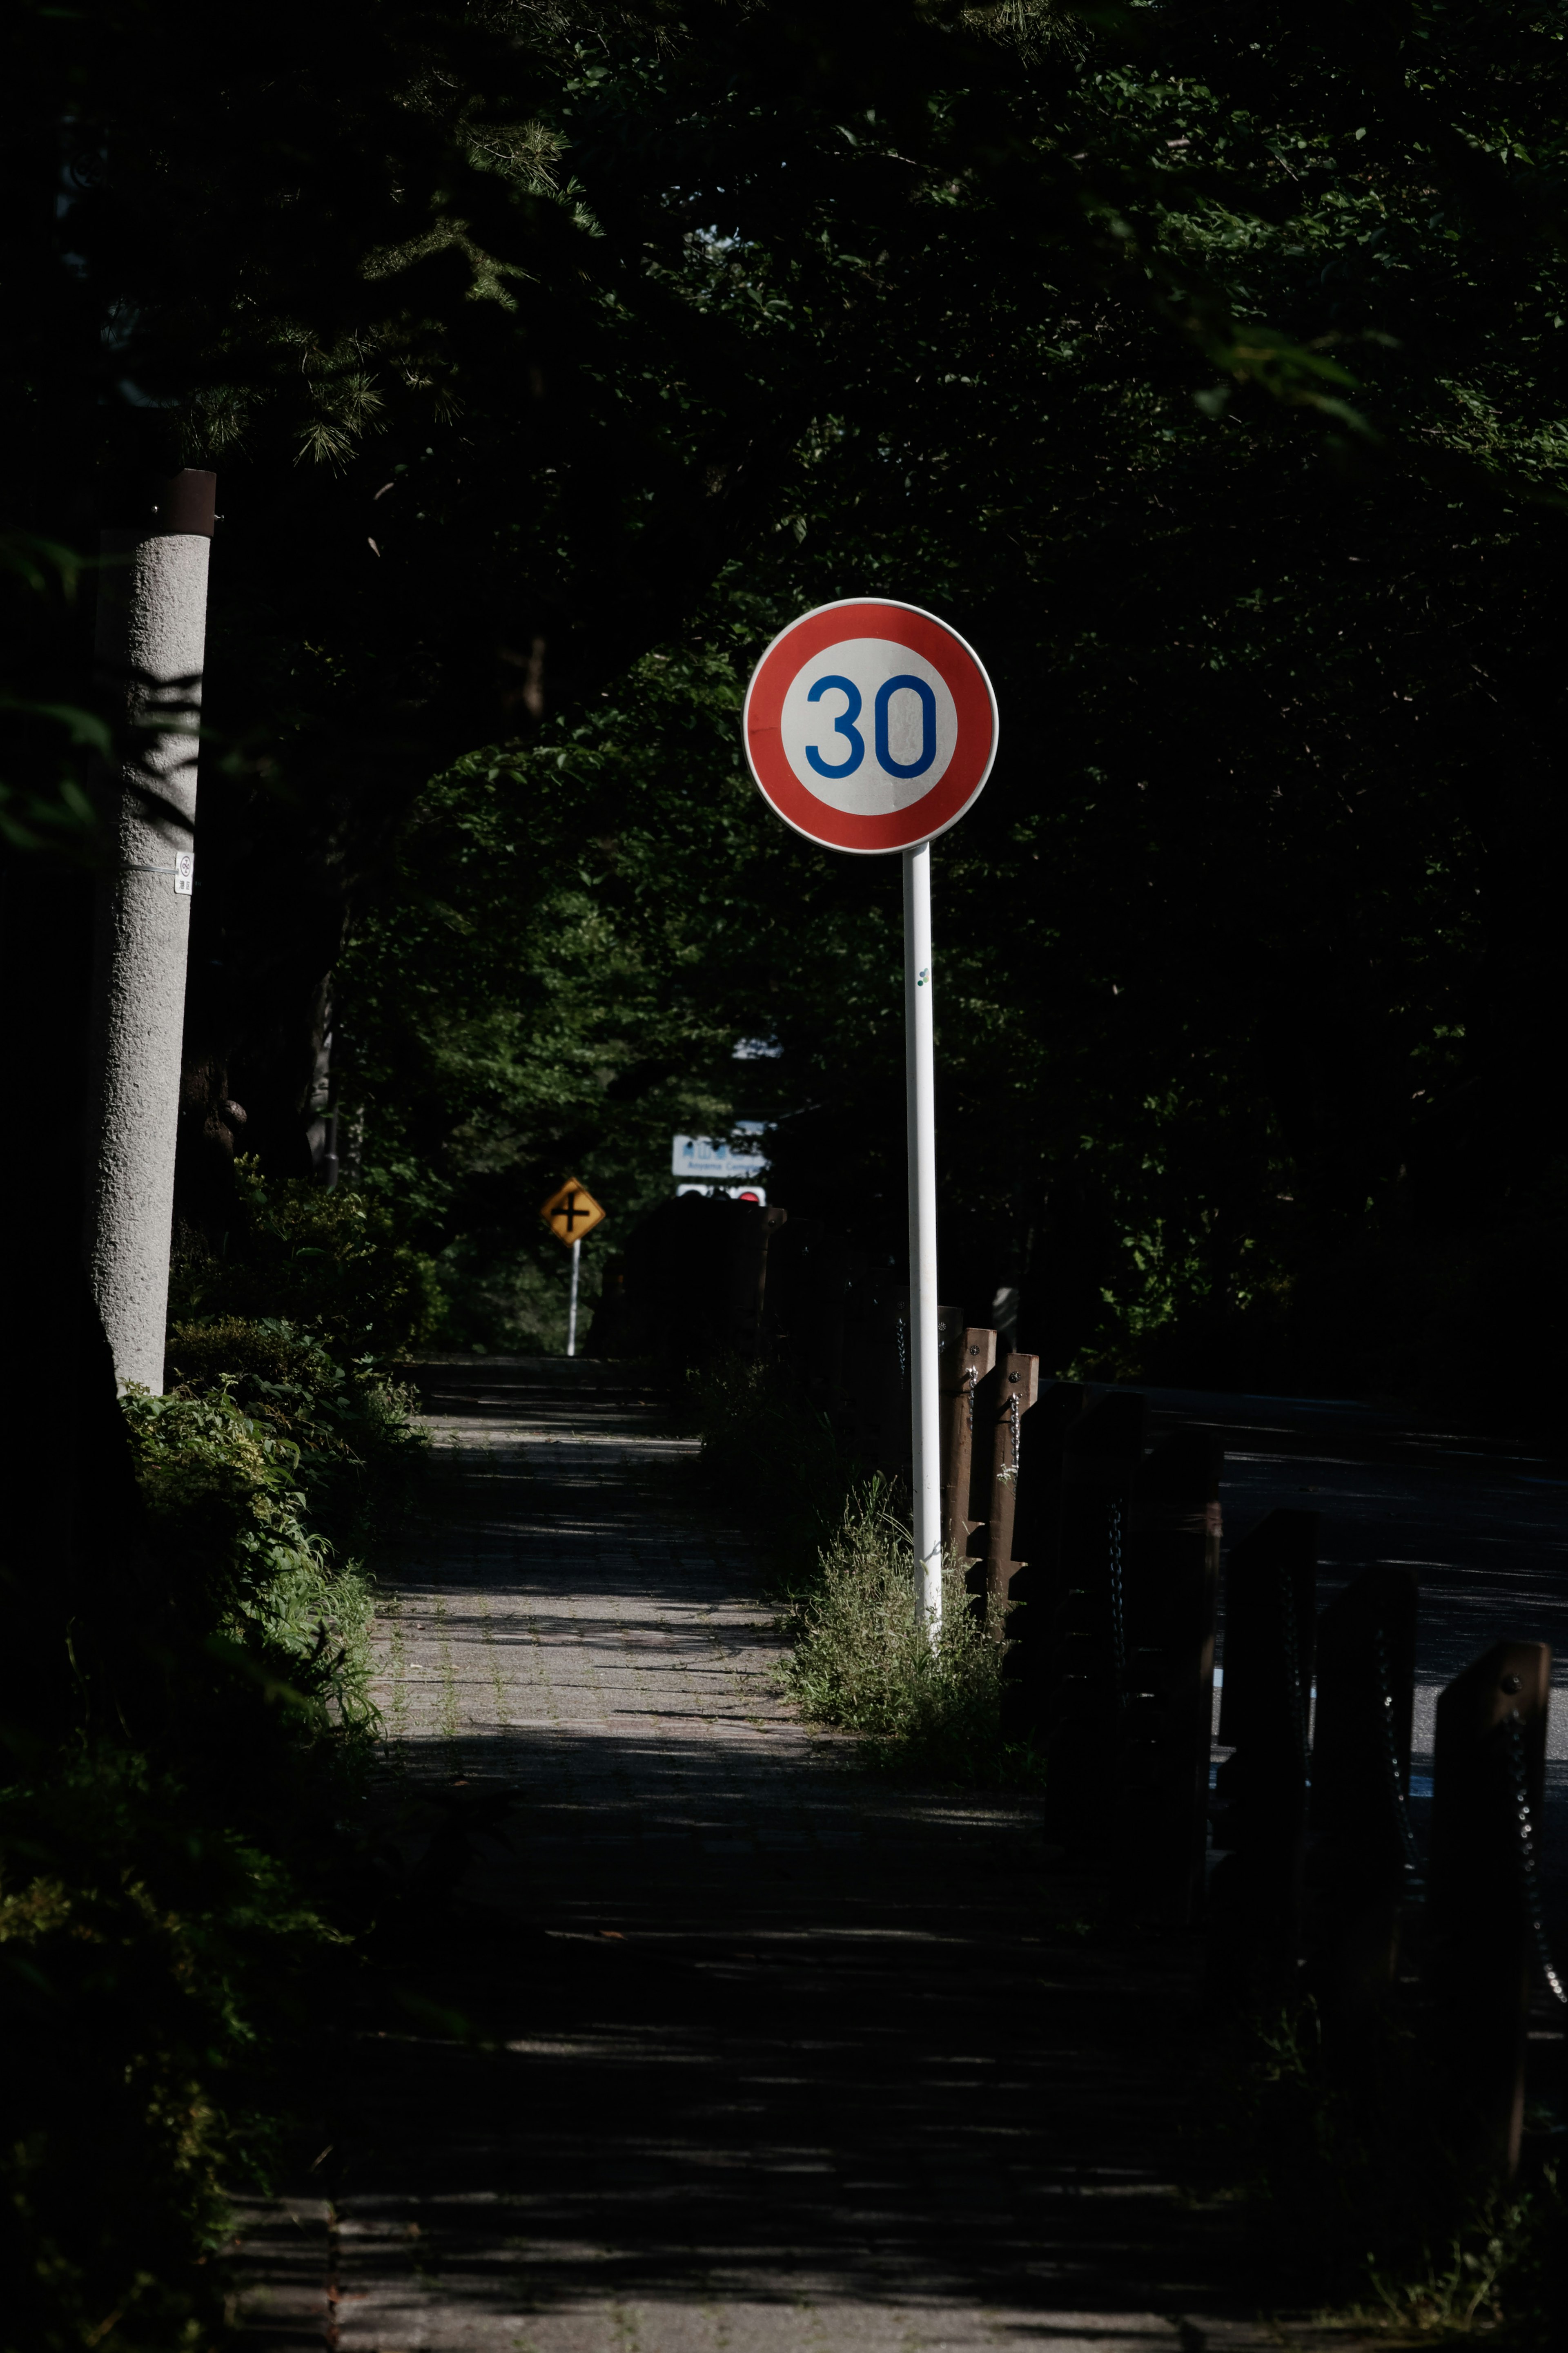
[1,1170,433,2350]
[1211,1996,1567,2346]
[692,1358,1026,1785]
[169,1154,444,1358]
[690,1352,865,1589]
[0,1750,350,2353]
[121,1382,377,1732]
[782,1490,1007,1782]
[164,1314,427,1555]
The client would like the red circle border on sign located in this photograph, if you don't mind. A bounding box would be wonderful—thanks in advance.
[743,598,998,854]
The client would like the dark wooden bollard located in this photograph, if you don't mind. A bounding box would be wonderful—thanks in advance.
[761,1217,855,1409]
[1208,1509,1319,2003]
[940,1323,995,1562]
[727,1202,787,1355]
[963,1350,1040,1633]
[1307,1566,1419,2018]
[1111,1427,1223,1926]
[1428,1641,1554,2177]
[1000,1381,1084,1747]
[1042,1391,1147,1853]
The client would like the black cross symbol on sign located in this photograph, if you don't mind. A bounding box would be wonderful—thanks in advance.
[541,1175,606,1246]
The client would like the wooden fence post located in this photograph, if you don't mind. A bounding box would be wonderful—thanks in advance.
[963,1351,1040,1633]
[940,1323,995,1561]
[1307,1566,1419,2019]
[759,1215,846,1397]
[1042,1391,1147,1853]
[1428,1640,1554,2177]
[1000,1381,1084,1746]
[1112,1427,1224,1926]
[1207,1508,1319,2003]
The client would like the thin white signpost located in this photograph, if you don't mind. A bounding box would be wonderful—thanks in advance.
[567,1241,581,1358]
[539,1178,609,1359]
[743,598,999,1636]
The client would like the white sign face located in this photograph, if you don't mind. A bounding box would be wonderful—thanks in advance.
[672,1126,770,1182]
[677,1183,768,1204]
[777,638,960,815]
[744,597,998,855]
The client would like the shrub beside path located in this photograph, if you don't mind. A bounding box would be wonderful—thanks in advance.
[234,1363,1363,2353]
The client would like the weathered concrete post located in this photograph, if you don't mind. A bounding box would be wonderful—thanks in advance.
[83,468,216,1391]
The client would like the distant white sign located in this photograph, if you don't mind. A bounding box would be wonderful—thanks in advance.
[677,1182,768,1205]
[672,1124,770,1183]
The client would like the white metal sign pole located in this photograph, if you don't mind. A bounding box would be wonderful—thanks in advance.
[566,1238,581,1358]
[903,839,942,1634]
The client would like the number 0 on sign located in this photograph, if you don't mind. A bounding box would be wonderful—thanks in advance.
[742,598,998,854]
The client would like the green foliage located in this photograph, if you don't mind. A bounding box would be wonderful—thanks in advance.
[0,1748,344,2353]
[0,1174,436,2344]
[18,2,1568,1387]
[693,1358,1016,1781]
[1219,1999,1568,2342]
[338,642,763,1345]
[310,0,1568,1399]
[169,1158,444,1358]
[120,1383,376,1734]
[691,1354,869,1590]
[0,532,109,857]
[782,1499,1008,1783]
[13,0,1568,1392]
[164,1315,428,1552]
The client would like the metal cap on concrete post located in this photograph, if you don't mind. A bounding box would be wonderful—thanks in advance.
[84,468,216,1392]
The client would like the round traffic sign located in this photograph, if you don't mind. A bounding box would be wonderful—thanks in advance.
[742,598,998,854]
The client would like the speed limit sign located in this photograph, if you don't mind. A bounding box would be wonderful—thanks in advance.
[742,598,999,855]
[739,595,1002,1644]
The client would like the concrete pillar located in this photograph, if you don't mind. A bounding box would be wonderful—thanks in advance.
[83,468,216,1392]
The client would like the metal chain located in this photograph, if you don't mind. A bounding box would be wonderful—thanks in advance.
[965,1364,976,1432]
[895,1309,907,1384]
[1373,1624,1422,1877]
[996,1390,1020,1488]
[1108,1494,1126,1686]
[1504,1710,1567,2007]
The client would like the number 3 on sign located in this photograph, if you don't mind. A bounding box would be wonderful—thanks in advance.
[804,675,863,777]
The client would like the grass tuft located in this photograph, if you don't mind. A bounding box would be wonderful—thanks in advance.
[692,1358,1031,1784]
[781,1490,1005,1781]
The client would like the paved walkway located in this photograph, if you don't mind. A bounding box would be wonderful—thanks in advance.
[235,1368,1352,2353]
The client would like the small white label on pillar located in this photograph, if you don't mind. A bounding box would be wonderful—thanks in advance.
[174,852,195,895]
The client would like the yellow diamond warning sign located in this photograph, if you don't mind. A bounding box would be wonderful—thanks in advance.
[539,1177,607,1249]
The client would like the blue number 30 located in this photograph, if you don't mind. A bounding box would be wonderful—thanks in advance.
[805,672,936,781]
